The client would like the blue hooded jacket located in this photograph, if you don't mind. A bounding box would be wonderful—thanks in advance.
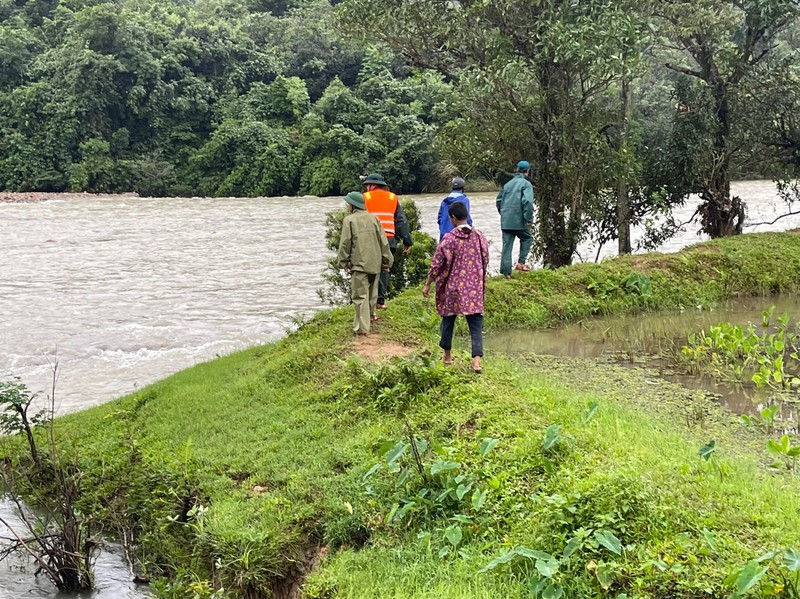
[437,192,473,241]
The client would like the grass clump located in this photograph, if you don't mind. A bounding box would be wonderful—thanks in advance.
[6,232,800,597]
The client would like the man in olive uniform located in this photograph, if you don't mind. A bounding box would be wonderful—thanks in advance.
[496,160,535,279]
[337,191,394,335]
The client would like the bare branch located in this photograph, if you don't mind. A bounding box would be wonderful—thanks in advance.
[746,211,800,227]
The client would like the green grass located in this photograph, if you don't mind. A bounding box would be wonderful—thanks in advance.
[12,231,800,598]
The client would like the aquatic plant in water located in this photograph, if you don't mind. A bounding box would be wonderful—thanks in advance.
[680,307,800,391]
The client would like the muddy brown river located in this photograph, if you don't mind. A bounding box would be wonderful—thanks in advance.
[1,181,799,414]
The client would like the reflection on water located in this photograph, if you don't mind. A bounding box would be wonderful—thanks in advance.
[0,497,149,598]
[485,296,800,420]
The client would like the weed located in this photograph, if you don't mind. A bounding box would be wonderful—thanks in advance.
[727,549,800,598]
[363,429,499,556]
[680,309,800,390]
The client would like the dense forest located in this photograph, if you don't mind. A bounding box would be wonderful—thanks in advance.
[2,0,800,263]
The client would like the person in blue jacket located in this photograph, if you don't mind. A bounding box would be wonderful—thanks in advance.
[437,177,472,242]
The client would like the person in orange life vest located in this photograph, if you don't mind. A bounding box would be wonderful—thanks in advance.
[362,173,413,309]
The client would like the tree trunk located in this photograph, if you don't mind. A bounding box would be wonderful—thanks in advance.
[617,76,631,255]
[700,83,744,237]
[536,62,574,268]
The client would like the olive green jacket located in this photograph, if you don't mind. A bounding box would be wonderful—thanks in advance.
[337,210,394,275]
[496,174,535,230]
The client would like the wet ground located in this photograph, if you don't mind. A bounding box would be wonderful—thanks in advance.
[484,296,800,423]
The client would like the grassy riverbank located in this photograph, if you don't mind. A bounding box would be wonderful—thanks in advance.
[20,232,800,598]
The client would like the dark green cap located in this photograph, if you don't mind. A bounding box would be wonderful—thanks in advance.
[363,173,387,186]
[344,191,366,210]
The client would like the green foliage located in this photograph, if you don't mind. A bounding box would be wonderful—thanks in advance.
[336,353,451,412]
[0,378,49,437]
[13,233,800,598]
[727,549,800,598]
[0,0,445,196]
[363,432,499,556]
[680,310,800,389]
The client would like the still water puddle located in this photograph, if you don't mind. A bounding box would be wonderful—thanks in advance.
[485,296,800,420]
[0,497,150,598]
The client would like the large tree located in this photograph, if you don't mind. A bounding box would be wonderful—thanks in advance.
[337,0,647,266]
[658,0,800,237]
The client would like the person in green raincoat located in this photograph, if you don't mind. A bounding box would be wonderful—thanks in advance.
[337,192,394,335]
[496,160,535,279]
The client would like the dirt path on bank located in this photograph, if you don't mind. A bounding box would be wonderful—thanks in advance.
[351,332,415,362]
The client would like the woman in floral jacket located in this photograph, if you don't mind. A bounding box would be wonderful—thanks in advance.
[422,201,490,373]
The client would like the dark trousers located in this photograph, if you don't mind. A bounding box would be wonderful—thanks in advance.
[500,228,533,275]
[378,237,398,305]
[439,314,484,357]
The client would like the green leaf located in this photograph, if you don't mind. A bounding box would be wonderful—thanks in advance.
[543,424,563,451]
[596,563,615,589]
[734,560,768,593]
[701,528,718,552]
[562,536,582,559]
[444,525,462,548]
[456,483,472,500]
[698,440,716,460]
[594,530,622,555]
[535,557,560,578]
[478,549,518,573]
[542,584,564,599]
[386,502,399,524]
[767,439,784,455]
[451,514,473,524]
[516,547,554,561]
[472,488,488,511]
[583,401,599,423]
[479,437,500,457]
[363,463,382,480]
[385,441,409,464]
[430,460,461,476]
[784,548,800,572]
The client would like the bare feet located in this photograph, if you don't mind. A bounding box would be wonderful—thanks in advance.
[471,356,482,373]
[514,263,531,272]
[443,350,453,365]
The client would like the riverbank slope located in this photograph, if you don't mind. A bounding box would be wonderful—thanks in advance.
[20,231,800,598]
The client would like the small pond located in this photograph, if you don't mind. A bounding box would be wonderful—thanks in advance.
[0,497,151,599]
[484,296,800,421]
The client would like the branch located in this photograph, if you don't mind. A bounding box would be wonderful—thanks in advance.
[745,210,800,227]
[0,516,61,583]
[664,62,703,79]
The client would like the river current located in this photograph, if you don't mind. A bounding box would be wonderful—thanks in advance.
[1,181,798,414]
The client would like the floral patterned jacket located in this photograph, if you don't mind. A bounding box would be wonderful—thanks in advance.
[428,225,489,317]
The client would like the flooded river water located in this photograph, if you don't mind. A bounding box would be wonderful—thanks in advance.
[2,181,799,414]
[0,497,149,599]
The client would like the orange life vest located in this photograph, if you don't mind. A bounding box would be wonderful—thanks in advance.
[364,189,398,238]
